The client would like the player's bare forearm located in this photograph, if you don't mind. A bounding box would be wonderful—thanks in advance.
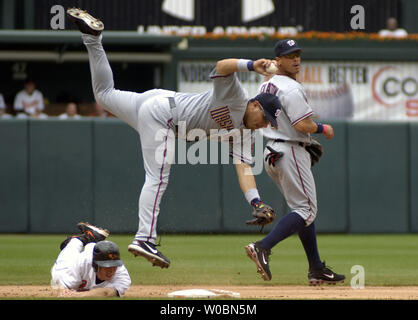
[216,58,272,76]
[216,59,239,76]
[294,117,334,139]
[234,161,257,194]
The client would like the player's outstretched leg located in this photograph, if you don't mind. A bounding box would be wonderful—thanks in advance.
[245,242,272,281]
[77,222,109,243]
[66,8,104,36]
[60,222,109,250]
[308,262,345,286]
[68,7,142,130]
[128,241,170,269]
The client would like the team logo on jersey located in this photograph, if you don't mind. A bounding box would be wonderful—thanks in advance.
[259,82,279,95]
[210,106,234,130]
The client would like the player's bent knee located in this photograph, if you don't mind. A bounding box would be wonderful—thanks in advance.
[295,209,317,226]
[304,211,317,226]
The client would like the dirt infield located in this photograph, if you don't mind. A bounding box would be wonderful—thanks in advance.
[2,285,418,299]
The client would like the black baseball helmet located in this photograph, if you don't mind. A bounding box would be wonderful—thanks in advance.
[93,240,123,268]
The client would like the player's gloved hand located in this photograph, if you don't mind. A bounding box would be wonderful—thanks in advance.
[246,198,276,226]
[265,146,283,167]
[305,138,323,167]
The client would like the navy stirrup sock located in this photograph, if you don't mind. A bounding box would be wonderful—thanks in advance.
[260,212,305,249]
[298,222,323,270]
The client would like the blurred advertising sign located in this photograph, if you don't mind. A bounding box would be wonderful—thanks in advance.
[178,61,418,120]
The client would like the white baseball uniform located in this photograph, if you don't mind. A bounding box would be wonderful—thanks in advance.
[259,75,317,225]
[82,34,254,244]
[13,89,44,115]
[50,239,131,296]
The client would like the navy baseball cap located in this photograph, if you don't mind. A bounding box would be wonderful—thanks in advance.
[250,93,282,128]
[274,39,302,57]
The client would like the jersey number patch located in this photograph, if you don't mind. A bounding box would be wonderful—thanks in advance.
[210,106,234,130]
[78,280,87,290]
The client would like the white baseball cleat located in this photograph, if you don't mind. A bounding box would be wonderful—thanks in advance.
[67,8,104,36]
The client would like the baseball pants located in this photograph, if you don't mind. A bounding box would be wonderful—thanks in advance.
[264,140,317,226]
[83,34,176,244]
[50,238,87,289]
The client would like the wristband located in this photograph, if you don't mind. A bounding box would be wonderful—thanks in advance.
[250,198,263,208]
[322,124,328,134]
[316,123,324,133]
[237,59,254,72]
[247,60,254,71]
[245,188,260,205]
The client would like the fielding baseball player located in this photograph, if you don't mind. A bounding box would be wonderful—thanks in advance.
[67,8,280,269]
[51,222,131,297]
[245,39,345,285]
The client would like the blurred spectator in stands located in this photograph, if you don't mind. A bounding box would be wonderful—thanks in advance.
[0,93,13,119]
[378,17,408,38]
[13,79,47,118]
[59,102,82,119]
[89,102,113,118]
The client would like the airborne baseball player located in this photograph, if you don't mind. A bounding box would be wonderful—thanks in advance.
[67,8,279,269]
[245,39,346,285]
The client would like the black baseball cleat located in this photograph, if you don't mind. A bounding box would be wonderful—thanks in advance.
[66,8,104,36]
[77,222,109,243]
[128,240,171,269]
[308,262,345,286]
[60,222,109,250]
[245,241,272,281]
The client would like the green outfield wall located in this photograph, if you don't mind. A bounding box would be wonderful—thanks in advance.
[1,119,417,234]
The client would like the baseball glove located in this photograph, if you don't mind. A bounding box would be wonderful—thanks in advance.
[265,146,283,167]
[305,138,324,167]
[246,203,276,226]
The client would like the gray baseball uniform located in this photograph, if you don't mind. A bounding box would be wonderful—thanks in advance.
[259,75,317,225]
[83,34,254,244]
